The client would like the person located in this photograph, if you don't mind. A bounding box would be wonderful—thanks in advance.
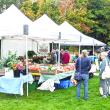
[50,49,57,64]
[71,52,78,63]
[60,49,64,63]
[99,51,110,98]
[62,50,70,64]
[55,49,59,63]
[75,49,91,100]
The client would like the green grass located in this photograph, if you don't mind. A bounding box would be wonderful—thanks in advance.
[0,76,110,110]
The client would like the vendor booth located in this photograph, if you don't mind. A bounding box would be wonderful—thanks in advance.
[0,4,106,94]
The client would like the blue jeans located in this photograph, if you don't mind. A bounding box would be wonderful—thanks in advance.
[100,78,110,96]
[76,74,89,99]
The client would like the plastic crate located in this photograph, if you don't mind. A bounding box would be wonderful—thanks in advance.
[55,79,73,89]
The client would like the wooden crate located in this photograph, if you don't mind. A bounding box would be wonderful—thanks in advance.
[41,70,56,75]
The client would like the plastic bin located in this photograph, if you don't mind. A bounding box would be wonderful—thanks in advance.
[55,79,73,89]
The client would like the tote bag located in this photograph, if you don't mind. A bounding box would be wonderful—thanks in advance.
[74,72,82,81]
[102,60,110,79]
[74,58,82,81]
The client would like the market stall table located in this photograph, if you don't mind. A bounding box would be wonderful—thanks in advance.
[38,70,75,84]
[0,74,33,95]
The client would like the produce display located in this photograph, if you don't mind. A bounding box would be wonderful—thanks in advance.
[29,63,75,75]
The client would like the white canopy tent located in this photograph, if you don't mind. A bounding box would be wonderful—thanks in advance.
[0,4,34,96]
[60,21,106,46]
[62,35,106,46]
[29,14,81,42]
[0,4,32,36]
[0,4,38,58]
[59,21,106,55]
[59,21,81,42]
[29,14,59,41]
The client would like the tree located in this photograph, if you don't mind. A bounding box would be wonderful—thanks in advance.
[0,0,24,13]
[20,0,36,20]
[87,0,110,44]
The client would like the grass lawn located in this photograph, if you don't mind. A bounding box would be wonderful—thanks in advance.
[0,76,110,110]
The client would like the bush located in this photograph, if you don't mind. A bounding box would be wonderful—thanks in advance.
[27,50,36,59]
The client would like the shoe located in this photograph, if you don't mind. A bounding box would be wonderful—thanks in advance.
[83,97,88,100]
[102,95,107,98]
[76,97,80,100]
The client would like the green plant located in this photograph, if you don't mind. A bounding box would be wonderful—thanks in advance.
[0,59,4,69]
[27,50,36,59]
[3,51,18,69]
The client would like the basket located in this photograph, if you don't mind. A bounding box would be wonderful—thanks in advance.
[41,70,56,75]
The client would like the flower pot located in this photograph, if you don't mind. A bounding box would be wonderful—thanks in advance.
[14,69,20,77]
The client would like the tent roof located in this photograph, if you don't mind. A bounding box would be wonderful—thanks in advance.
[29,14,59,40]
[0,4,32,36]
[59,21,81,42]
[60,21,106,46]
[80,34,106,46]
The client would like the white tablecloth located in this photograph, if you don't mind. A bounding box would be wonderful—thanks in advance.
[0,73,33,95]
[38,71,75,84]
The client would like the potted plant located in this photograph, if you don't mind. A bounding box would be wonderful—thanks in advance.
[12,62,26,77]
[12,63,20,77]
[3,51,18,69]
[3,51,20,77]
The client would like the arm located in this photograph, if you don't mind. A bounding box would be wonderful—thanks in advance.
[87,59,91,71]
[99,59,106,76]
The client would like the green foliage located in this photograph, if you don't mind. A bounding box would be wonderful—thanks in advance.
[27,50,36,59]
[0,0,23,13]
[0,59,4,69]
[20,0,35,20]
[3,51,18,69]
[75,0,88,8]
[32,2,39,15]
[87,0,110,44]
[45,1,60,24]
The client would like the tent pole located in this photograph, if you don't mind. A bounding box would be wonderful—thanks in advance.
[25,35,29,96]
[23,24,29,96]
[93,39,95,56]
[79,36,82,55]
[58,32,61,66]
[36,41,38,53]
[79,44,80,55]
[52,42,53,50]
[58,42,60,66]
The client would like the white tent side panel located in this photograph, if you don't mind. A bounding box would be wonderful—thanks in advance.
[1,39,38,57]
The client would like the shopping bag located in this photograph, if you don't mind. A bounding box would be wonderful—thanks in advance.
[74,72,82,81]
[102,65,110,79]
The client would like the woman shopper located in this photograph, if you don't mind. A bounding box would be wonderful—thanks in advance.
[99,51,110,98]
[75,49,91,100]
